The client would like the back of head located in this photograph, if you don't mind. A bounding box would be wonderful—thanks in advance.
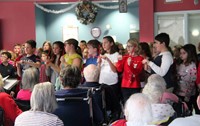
[124,93,152,125]
[60,65,81,88]
[31,82,57,113]
[142,74,166,103]
[83,64,99,82]
[155,33,170,47]
[22,67,39,90]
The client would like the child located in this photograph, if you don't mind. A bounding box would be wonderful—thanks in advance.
[116,38,144,102]
[85,39,100,66]
[16,40,41,77]
[175,44,198,115]
[0,51,17,78]
[39,50,50,83]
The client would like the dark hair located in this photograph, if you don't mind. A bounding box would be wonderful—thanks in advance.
[80,40,87,44]
[26,40,36,48]
[181,44,198,66]
[87,39,100,54]
[41,50,51,57]
[1,51,12,59]
[65,38,82,57]
[52,41,65,66]
[60,65,81,88]
[102,36,118,54]
[155,33,170,47]
[139,42,152,60]
[42,41,52,51]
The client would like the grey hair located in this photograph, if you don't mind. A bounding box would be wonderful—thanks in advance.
[22,67,39,90]
[83,64,99,82]
[30,82,57,113]
[124,93,152,125]
[0,74,5,92]
[142,74,166,103]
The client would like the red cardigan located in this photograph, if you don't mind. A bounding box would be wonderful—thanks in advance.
[116,55,144,88]
[0,92,22,126]
[111,119,127,126]
[196,63,200,85]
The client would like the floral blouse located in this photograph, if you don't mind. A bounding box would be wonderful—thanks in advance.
[175,62,197,99]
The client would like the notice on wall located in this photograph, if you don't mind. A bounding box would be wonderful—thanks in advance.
[62,26,79,42]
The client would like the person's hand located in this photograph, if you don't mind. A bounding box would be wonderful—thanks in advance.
[10,91,15,97]
[142,59,149,64]
[117,55,123,60]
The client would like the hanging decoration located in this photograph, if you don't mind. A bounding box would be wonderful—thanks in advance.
[75,1,98,25]
[34,0,137,14]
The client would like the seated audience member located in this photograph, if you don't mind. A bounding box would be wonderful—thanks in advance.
[142,74,175,125]
[54,65,103,126]
[16,67,39,100]
[111,93,156,126]
[15,82,63,126]
[0,74,22,126]
[0,51,17,78]
[169,94,200,126]
[83,64,121,123]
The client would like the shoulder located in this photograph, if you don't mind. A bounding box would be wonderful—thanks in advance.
[111,119,126,126]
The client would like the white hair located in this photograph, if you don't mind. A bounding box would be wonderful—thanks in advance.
[142,74,166,103]
[124,93,152,125]
[31,82,57,113]
[22,67,39,90]
[83,64,99,82]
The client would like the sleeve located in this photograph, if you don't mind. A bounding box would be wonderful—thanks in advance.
[116,56,126,72]
[149,53,173,76]
[56,118,64,126]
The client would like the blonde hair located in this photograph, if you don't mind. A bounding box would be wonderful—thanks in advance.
[0,74,4,92]
[127,38,141,55]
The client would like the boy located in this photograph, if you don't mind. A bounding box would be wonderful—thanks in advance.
[16,40,41,77]
[0,51,17,78]
[85,39,100,66]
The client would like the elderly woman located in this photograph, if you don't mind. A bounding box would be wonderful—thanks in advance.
[0,74,22,126]
[111,93,156,126]
[16,67,39,100]
[15,82,63,126]
[142,74,175,125]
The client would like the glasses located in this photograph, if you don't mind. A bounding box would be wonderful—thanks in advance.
[127,45,133,48]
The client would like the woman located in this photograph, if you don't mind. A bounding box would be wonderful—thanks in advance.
[0,74,22,126]
[15,82,63,126]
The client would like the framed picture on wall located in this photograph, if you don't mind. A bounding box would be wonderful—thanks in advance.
[62,26,79,42]
[165,0,182,3]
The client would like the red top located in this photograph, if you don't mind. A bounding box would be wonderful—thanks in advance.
[111,119,127,126]
[0,92,22,126]
[196,63,200,85]
[116,55,144,88]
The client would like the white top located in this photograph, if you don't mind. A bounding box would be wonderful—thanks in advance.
[15,111,64,126]
[126,122,156,126]
[148,51,173,76]
[99,52,119,85]
[169,115,200,126]
[151,103,175,125]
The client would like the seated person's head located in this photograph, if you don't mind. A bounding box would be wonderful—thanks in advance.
[31,82,57,113]
[124,93,152,125]
[22,67,39,90]
[1,51,12,63]
[83,64,99,82]
[60,65,81,88]
[142,74,166,103]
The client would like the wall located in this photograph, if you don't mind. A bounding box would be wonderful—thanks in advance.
[36,3,139,46]
[0,2,35,50]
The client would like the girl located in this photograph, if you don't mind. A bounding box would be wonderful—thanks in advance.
[60,38,82,69]
[175,44,198,115]
[46,41,64,85]
[116,38,144,102]
[39,50,50,83]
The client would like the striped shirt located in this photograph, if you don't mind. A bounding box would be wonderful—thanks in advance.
[15,111,63,126]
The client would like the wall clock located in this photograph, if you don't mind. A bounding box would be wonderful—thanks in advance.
[91,27,101,38]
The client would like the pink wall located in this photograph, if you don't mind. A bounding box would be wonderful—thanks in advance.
[139,0,154,42]
[0,2,35,50]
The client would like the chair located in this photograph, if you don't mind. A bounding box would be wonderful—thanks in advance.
[54,89,94,126]
[14,99,30,111]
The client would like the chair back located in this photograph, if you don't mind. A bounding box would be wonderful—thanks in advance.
[54,89,93,126]
[14,99,30,111]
